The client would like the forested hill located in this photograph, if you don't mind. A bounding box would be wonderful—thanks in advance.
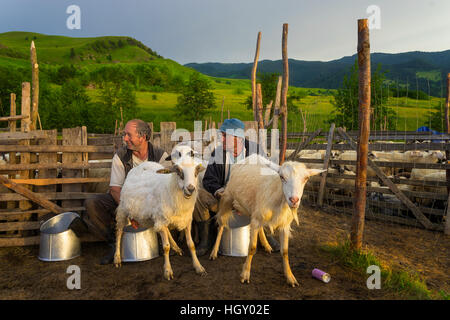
[185,50,450,97]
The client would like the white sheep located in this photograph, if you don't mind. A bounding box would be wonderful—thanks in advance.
[209,154,324,287]
[113,155,206,280]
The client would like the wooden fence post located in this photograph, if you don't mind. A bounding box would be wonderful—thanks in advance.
[256,83,264,129]
[351,19,371,251]
[30,41,39,131]
[318,124,335,207]
[445,73,450,195]
[251,32,261,122]
[279,23,289,165]
[271,76,282,130]
[220,96,225,124]
[445,73,450,235]
[62,127,84,210]
[7,94,17,210]
[244,121,258,144]
[36,129,57,221]
[160,122,176,154]
[19,83,31,214]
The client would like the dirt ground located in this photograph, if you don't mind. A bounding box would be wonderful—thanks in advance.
[0,206,448,300]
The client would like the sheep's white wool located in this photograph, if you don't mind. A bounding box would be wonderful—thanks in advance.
[217,158,324,235]
[117,159,199,232]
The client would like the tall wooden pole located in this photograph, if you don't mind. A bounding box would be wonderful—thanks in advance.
[445,73,450,195]
[445,73,450,235]
[272,76,282,130]
[256,83,264,129]
[251,32,261,122]
[30,41,39,131]
[279,23,289,165]
[351,19,371,251]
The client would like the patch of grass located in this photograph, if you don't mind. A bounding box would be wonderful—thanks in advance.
[321,239,441,300]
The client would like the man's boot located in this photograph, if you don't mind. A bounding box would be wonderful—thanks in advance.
[195,220,212,256]
[100,241,116,265]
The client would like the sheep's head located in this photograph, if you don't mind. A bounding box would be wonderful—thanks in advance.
[277,161,325,209]
[157,156,205,199]
[165,144,197,162]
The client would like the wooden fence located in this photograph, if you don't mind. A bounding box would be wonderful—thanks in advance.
[286,127,450,233]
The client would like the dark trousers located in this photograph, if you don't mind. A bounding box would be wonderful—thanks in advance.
[84,193,118,242]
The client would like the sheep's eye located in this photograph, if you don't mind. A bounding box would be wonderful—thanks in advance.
[178,151,181,158]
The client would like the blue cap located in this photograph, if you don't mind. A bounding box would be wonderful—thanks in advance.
[219,118,245,139]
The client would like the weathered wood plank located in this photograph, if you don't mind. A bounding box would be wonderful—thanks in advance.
[0,192,101,202]
[11,177,109,186]
[160,122,176,154]
[0,207,85,219]
[62,127,83,209]
[318,124,335,207]
[0,236,40,247]
[0,175,65,213]
[0,161,111,172]
[0,221,40,232]
[0,145,114,153]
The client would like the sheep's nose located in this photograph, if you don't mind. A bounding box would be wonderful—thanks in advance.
[289,196,299,205]
[187,185,196,194]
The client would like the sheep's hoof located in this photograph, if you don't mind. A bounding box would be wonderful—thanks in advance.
[174,248,183,256]
[209,251,218,260]
[196,265,207,276]
[164,269,174,280]
[287,277,299,288]
[263,246,273,254]
[113,256,121,268]
[240,272,251,284]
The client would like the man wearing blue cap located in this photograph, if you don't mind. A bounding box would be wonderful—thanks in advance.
[194,118,280,256]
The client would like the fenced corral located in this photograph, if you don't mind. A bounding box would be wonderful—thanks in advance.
[285,127,450,233]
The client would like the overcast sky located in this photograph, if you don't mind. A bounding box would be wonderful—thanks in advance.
[1,0,449,64]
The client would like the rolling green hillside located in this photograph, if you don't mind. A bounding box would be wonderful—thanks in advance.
[186,50,450,97]
[0,31,160,64]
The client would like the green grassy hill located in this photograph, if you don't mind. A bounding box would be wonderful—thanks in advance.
[0,31,159,64]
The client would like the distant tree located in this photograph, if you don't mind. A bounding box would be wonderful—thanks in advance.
[329,60,396,131]
[96,81,138,131]
[70,48,76,59]
[54,64,77,84]
[175,73,216,120]
[39,79,91,130]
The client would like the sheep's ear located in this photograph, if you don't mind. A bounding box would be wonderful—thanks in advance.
[307,168,326,177]
[156,168,173,174]
[195,164,206,176]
